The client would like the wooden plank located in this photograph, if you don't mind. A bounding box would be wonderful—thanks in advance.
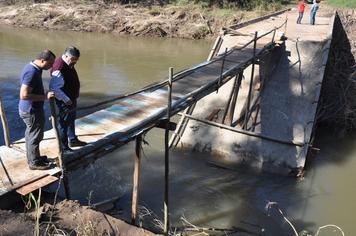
[16,175,58,196]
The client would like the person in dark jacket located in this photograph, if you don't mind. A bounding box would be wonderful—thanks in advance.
[19,49,56,170]
[50,46,87,153]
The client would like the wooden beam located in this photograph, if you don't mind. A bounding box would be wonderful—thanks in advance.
[16,175,58,196]
[131,135,142,225]
[229,72,244,126]
[180,113,306,147]
[155,120,177,131]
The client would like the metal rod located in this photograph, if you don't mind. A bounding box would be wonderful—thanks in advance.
[229,72,244,126]
[0,96,11,147]
[243,31,258,130]
[180,113,305,147]
[49,98,70,199]
[164,67,173,235]
[131,135,142,225]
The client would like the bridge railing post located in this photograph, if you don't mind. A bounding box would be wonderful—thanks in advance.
[164,67,173,235]
[217,48,228,93]
[49,98,71,199]
[0,96,11,147]
[272,27,277,43]
[243,31,258,130]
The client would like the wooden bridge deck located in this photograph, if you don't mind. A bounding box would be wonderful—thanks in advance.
[0,11,288,195]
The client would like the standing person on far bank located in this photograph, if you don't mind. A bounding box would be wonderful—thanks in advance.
[310,0,319,25]
[19,49,56,170]
[297,0,306,24]
[50,46,87,153]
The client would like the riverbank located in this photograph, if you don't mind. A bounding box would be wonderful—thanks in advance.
[0,0,288,39]
[0,198,160,235]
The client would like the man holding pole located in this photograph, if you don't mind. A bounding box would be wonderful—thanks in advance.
[19,49,56,170]
[50,46,87,153]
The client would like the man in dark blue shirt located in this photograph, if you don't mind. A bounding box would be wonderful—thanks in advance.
[19,50,56,170]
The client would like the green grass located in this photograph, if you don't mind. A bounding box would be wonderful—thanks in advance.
[327,0,356,8]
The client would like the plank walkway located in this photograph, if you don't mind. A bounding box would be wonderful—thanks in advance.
[1,10,289,195]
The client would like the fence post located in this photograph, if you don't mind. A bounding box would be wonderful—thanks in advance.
[0,96,11,147]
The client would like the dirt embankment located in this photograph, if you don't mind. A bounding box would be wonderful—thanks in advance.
[0,1,274,39]
[0,200,159,236]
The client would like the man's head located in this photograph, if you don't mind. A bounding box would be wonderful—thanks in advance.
[63,46,80,67]
[35,49,56,70]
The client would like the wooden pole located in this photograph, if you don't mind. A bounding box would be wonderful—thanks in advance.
[251,104,260,132]
[131,135,142,225]
[0,96,11,147]
[243,31,258,130]
[164,67,173,235]
[207,35,223,61]
[217,48,228,93]
[222,75,238,124]
[271,27,276,43]
[228,72,244,126]
[49,98,70,199]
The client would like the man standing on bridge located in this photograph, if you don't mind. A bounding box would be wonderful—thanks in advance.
[296,0,306,24]
[310,0,319,25]
[19,49,56,170]
[50,46,87,153]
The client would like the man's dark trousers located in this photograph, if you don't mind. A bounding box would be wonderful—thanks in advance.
[19,109,45,165]
[56,99,77,149]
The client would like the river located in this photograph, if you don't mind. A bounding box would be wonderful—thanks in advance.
[0,25,354,235]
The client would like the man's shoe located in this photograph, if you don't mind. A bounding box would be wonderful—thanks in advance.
[39,155,50,164]
[69,139,87,147]
[29,162,51,170]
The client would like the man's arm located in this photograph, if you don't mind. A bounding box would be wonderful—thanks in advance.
[50,70,72,105]
[20,84,46,101]
[20,84,54,101]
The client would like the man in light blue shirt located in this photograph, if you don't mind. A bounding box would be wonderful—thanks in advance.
[310,0,319,25]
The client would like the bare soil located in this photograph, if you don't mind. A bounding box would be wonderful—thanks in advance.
[0,0,274,39]
[0,200,159,236]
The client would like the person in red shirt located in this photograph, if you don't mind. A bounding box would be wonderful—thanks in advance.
[297,0,306,24]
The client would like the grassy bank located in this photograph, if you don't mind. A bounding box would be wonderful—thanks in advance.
[327,0,356,8]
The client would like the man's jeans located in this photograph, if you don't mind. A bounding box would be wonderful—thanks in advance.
[310,12,317,25]
[297,12,304,24]
[19,109,45,165]
[56,99,77,149]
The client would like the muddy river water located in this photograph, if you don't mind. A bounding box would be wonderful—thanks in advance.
[0,25,355,235]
